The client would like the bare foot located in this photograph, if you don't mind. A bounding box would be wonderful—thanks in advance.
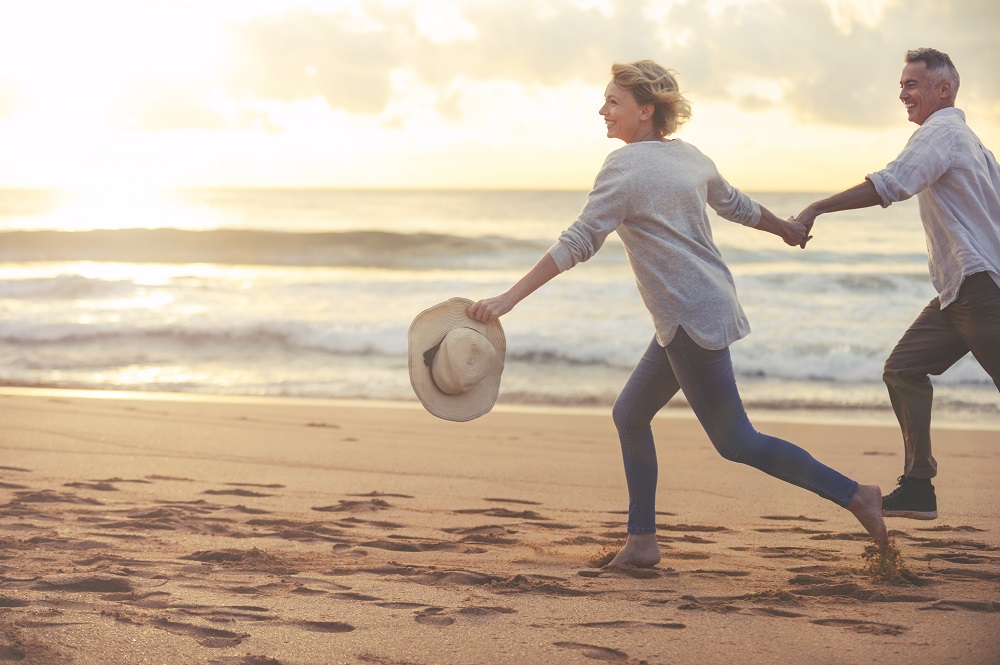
[847,484,889,551]
[606,533,661,568]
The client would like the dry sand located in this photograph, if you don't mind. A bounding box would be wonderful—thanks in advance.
[0,389,998,664]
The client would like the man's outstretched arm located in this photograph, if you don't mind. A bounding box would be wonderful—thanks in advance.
[796,180,883,247]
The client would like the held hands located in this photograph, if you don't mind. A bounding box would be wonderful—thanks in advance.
[779,216,812,248]
[793,205,819,249]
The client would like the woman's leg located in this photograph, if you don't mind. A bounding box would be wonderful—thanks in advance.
[608,337,680,566]
[665,327,888,548]
[611,336,681,534]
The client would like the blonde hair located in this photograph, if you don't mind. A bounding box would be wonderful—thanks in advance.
[611,60,692,138]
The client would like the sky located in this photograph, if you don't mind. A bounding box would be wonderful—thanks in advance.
[0,0,996,192]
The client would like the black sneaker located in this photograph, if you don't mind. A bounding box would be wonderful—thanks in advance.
[881,476,938,520]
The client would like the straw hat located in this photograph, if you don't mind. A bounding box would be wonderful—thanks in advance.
[408,297,506,422]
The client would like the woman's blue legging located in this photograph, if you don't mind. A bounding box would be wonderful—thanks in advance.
[612,329,858,534]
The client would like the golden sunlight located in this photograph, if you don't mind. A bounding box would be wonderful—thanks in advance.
[0,3,227,189]
[35,187,221,232]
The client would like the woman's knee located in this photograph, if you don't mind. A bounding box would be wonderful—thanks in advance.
[612,397,648,433]
[705,423,756,464]
[710,436,745,463]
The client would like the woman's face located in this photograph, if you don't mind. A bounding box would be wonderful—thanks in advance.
[599,80,651,143]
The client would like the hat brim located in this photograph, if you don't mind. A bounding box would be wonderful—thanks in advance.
[408,297,506,422]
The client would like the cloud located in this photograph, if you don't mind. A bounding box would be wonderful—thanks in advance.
[223,9,401,115]
[210,0,996,130]
[657,0,1000,127]
[6,0,993,134]
[115,82,281,132]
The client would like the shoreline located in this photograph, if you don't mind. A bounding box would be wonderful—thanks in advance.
[2,384,996,432]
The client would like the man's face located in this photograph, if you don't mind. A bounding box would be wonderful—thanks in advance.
[899,60,952,126]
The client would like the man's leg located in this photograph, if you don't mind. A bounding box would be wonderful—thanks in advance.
[944,272,1000,390]
[881,272,1000,519]
[881,299,967,519]
[883,298,969,480]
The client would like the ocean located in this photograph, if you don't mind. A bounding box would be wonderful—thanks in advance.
[0,187,996,428]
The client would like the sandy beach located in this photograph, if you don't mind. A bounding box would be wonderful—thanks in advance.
[1,389,997,664]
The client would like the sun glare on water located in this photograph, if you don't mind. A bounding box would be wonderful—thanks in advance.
[34,187,222,233]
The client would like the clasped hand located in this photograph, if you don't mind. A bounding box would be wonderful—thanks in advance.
[779,216,812,248]
[792,206,818,249]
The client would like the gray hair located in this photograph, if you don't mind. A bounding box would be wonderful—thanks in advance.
[905,48,960,98]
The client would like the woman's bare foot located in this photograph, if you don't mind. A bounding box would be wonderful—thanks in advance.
[606,533,661,568]
[847,484,890,550]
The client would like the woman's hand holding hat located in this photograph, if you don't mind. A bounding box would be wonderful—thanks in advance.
[467,293,516,324]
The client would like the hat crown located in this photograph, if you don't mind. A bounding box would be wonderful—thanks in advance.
[432,328,496,395]
[408,296,505,422]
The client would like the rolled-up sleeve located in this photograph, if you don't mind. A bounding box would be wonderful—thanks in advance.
[868,121,955,207]
[707,171,760,227]
[548,157,630,272]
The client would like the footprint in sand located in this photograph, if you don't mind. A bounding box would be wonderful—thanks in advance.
[749,607,806,618]
[659,523,729,533]
[489,574,590,597]
[414,607,454,626]
[789,580,935,603]
[591,566,662,580]
[357,537,486,554]
[915,524,986,533]
[577,620,684,630]
[150,617,250,647]
[483,497,542,505]
[32,574,134,593]
[0,596,31,608]
[444,524,520,545]
[63,481,118,491]
[337,517,405,530]
[455,507,549,520]
[912,550,997,565]
[458,606,517,618]
[906,535,995,552]
[677,595,742,614]
[749,546,840,560]
[932,568,1000,581]
[9,490,102,506]
[203,488,274,498]
[244,518,349,544]
[312,499,393,513]
[332,591,381,601]
[810,618,907,636]
[919,599,1000,612]
[295,620,356,633]
[553,642,630,662]
[347,491,414,499]
[754,526,829,535]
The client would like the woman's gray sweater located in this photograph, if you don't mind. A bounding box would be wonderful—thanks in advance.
[548,139,762,350]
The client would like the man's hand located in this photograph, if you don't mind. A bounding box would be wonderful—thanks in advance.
[778,216,812,247]
[794,205,819,248]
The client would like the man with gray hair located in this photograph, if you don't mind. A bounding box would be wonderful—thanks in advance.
[795,48,1000,520]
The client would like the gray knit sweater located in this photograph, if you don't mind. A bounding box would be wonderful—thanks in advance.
[548,139,762,350]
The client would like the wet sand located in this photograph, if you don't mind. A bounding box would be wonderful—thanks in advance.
[1,390,998,664]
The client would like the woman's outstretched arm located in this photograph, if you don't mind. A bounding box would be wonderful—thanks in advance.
[753,205,811,246]
[466,253,561,324]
